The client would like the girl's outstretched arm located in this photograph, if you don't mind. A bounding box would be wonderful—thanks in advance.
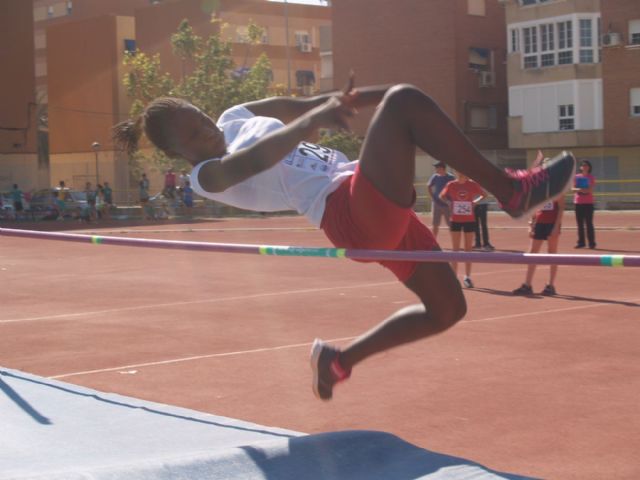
[197,97,355,193]
[242,76,391,122]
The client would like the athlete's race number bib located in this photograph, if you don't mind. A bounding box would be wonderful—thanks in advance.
[285,142,336,172]
[541,201,554,211]
[453,201,473,216]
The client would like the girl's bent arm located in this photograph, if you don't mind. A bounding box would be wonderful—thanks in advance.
[242,85,391,123]
[197,98,353,193]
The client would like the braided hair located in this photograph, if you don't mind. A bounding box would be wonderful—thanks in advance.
[112,97,192,156]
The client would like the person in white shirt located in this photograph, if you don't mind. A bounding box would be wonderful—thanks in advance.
[113,77,575,401]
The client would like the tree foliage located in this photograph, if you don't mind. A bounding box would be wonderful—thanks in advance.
[122,19,276,175]
[317,130,362,161]
[122,17,353,180]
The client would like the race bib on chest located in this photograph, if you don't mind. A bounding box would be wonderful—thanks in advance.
[541,201,554,211]
[453,201,473,216]
[285,142,338,173]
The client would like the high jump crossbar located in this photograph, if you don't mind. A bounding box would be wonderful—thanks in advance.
[1,228,639,267]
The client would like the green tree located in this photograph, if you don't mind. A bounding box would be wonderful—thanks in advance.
[317,130,362,161]
[122,19,275,176]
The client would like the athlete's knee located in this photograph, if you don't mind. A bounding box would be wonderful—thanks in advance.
[383,84,436,112]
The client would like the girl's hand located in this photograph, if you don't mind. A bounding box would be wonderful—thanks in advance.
[528,219,535,238]
[339,71,360,109]
[311,95,357,131]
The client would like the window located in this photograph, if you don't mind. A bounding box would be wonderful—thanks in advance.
[557,20,573,64]
[468,0,485,16]
[579,19,594,63]
[523,26,538,68]
[513,16,599,69]
[295,70,315,87]
[510,29,520,53]
[34,31,47,49]
[469,47,491,71]
[468,105,497,130]
[631,89,640,117]
[559,104,575,130]
[295,31,311,47]
[124,39,136,54]
[630,20,640,45]
[35,59,47,77]
[320,52,333,79]
[540,23,555,66]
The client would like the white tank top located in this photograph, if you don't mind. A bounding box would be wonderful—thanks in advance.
[190,105,357,227]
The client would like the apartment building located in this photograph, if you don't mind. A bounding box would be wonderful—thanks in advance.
[331,0,514,184]
[33,0,154,103]
[0,0,155,192]
[504,0,640,189]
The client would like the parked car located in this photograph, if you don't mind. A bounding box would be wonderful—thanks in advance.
[29,188,89,220]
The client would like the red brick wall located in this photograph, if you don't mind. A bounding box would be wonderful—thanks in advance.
[331,0,507,149]
[0,0,37,153]
[601,0,640,146]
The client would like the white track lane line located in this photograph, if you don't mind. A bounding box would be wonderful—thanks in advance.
[0,268,525,325]
[0,282,396,325]
[49,295,640,380]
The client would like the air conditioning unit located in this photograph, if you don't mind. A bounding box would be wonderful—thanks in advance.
[299,42,312,53]
[479,71,495,87]
[601,32,622,47]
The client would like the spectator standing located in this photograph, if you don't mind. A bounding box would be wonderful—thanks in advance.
[473,196,494,251]
[164,168,177,199]
[53,190,66,220]
[427,162,455,238]
[11,184,24,220]
[182,180,194,217]
[572,160,596,249]
[139,173,153,219]
[178,169,190,204]
[85,182,97,221]
[103,182,113,208]
[178,169,190,189]
[513,196,565,296]
[96,184,110,220]
[440,173,486,288]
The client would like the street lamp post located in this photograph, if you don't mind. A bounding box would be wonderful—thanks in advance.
[91,141,100,186]
[284,0,291,94]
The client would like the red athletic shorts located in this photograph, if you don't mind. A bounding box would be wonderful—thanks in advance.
[321,165,439,282]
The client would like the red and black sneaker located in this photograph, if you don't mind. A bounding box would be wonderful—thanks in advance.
[501,151,576,218]
[310,339,351,401]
